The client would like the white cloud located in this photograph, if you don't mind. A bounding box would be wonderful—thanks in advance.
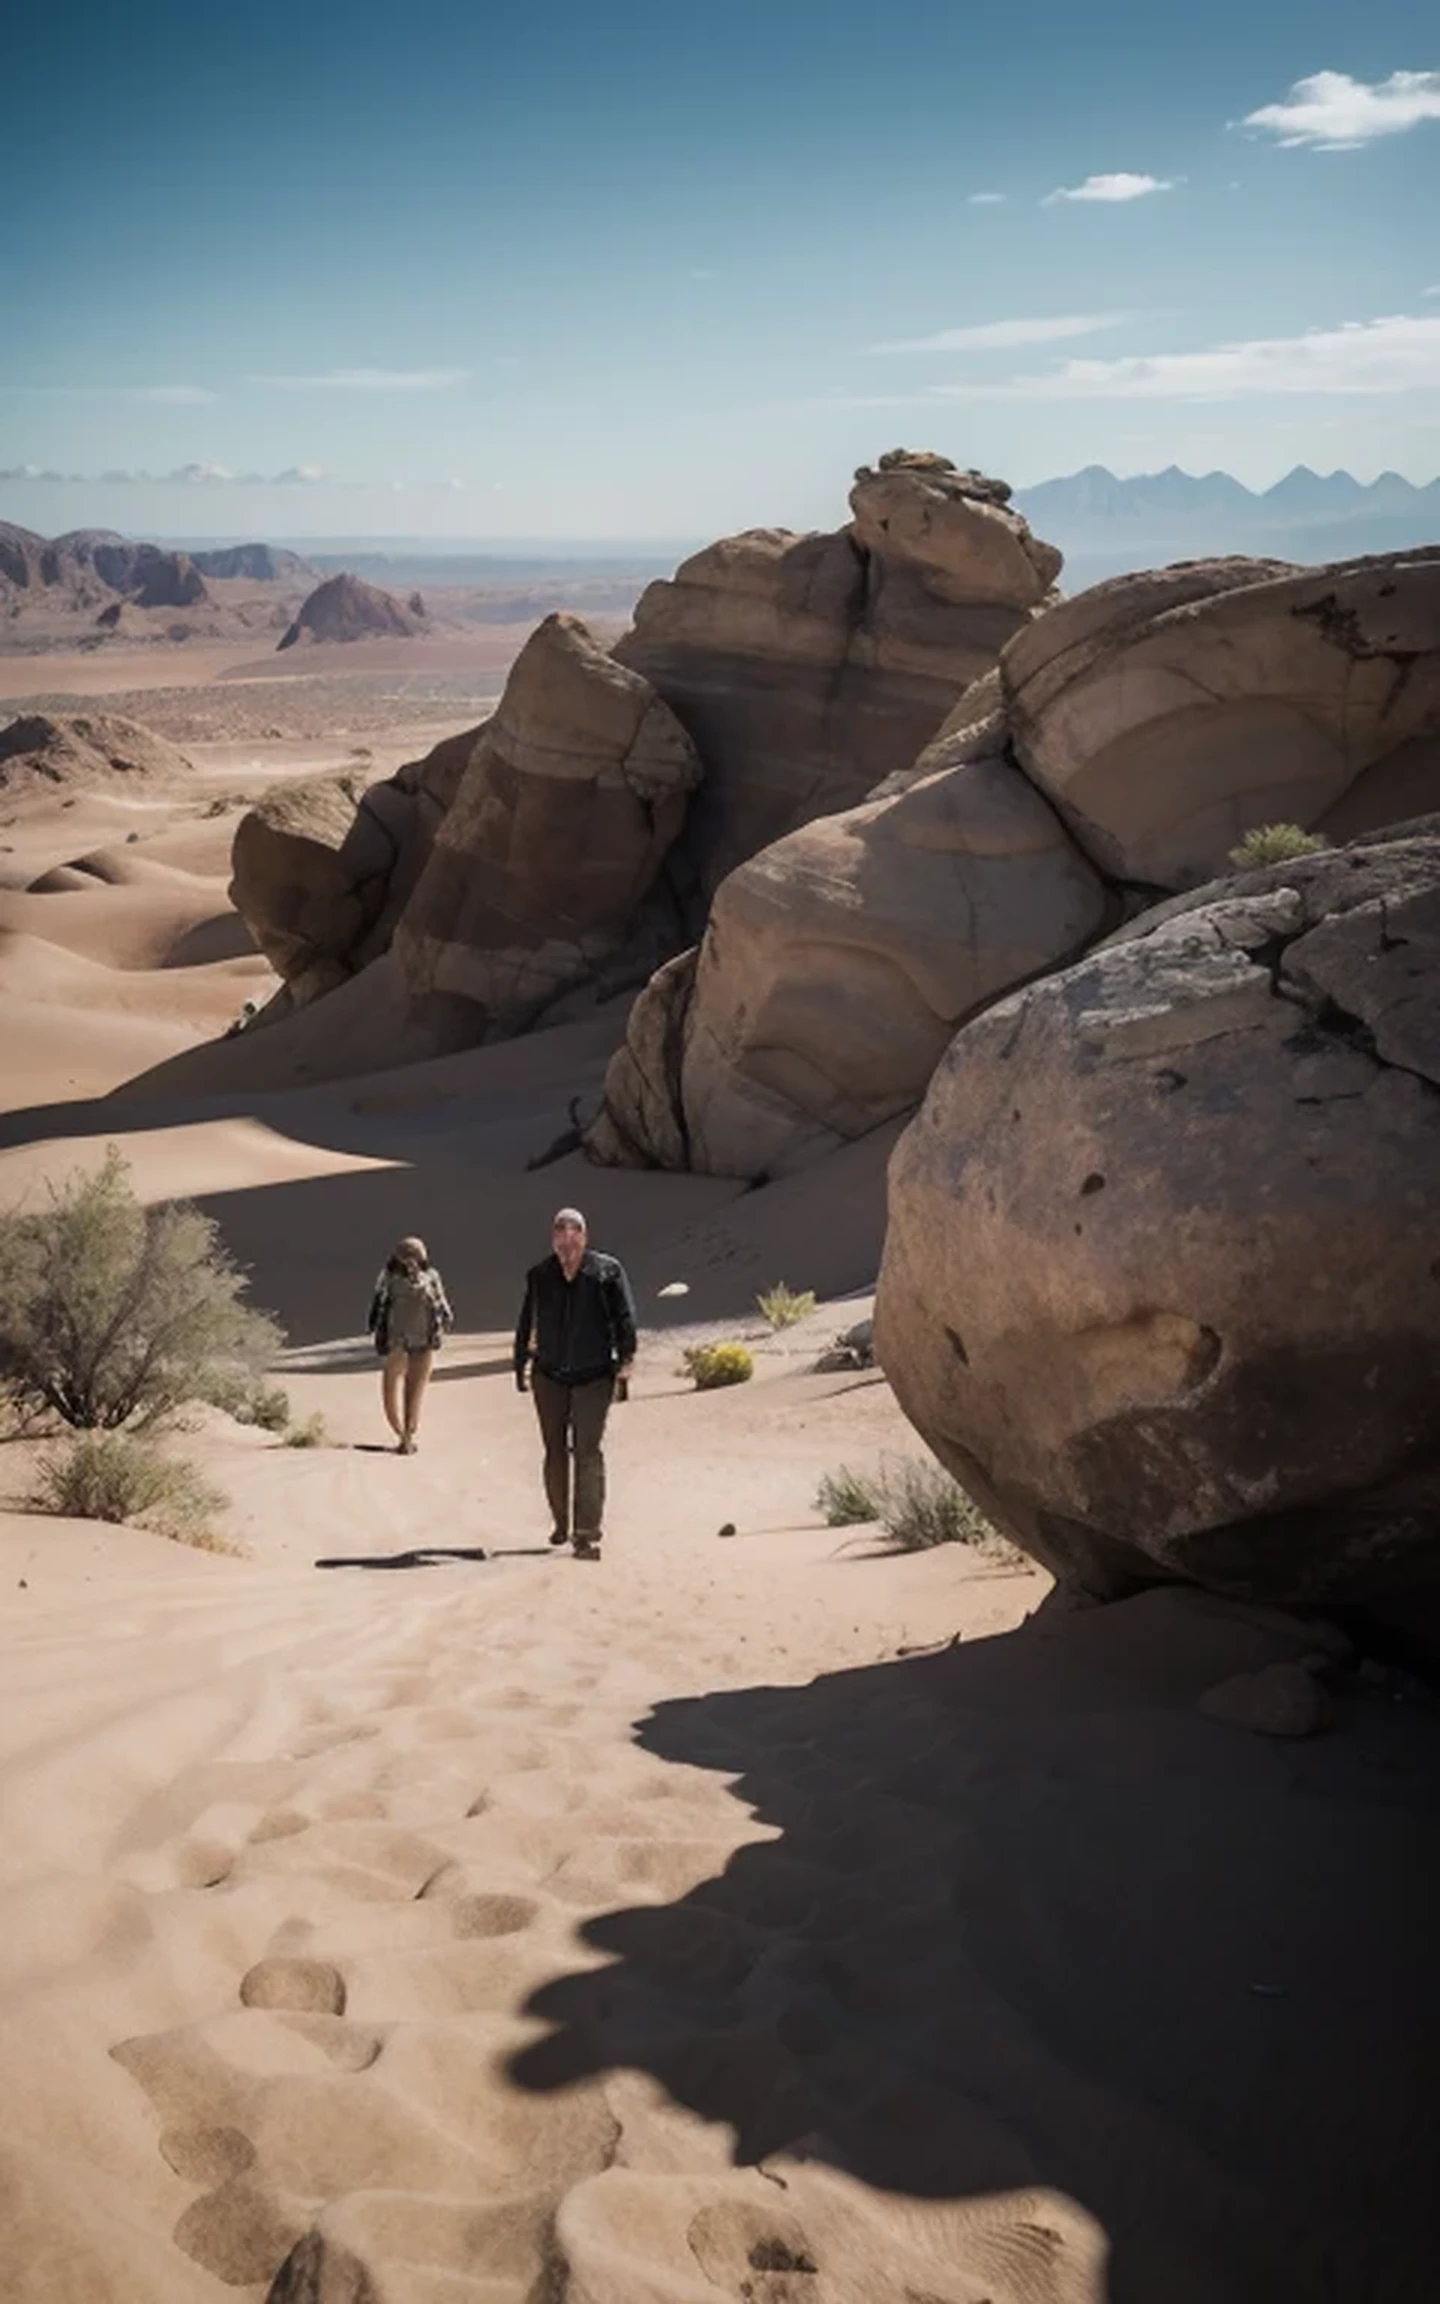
[923,312,1440,402]
[252,368,468,391]
[868,313,1125,354]
[967,191,1006,205]
[169,462,234,484]
[1044,171,1174,204]
[1242,69,1440,151]
[1426,284,1440,297]
[0,463,333,486]
[272,464,328,485]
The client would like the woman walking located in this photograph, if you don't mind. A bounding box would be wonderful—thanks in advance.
[368,1236,453,1453]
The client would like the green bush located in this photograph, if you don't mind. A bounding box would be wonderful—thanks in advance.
[284,1412,328,1449]
[0,1146,283,1431]
[1228,822,1328,869]
[236,1383,292,1433]
[34,1432,236,1551]
[755,1283,817,1331]
[682,1342,754,1390]
[815,1465,883,1526]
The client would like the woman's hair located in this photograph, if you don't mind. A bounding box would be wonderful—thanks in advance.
[388,1234,429,1274]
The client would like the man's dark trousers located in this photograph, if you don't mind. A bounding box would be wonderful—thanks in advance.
[532,1368,615,1541]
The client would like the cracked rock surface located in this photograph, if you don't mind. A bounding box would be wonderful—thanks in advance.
[875,826,1440,1621]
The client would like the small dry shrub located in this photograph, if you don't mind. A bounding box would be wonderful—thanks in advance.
[236,1384,291,1433]
[1228,823,1328,868]
[284,1412,328,1448]
[681,1342,754,1390]
[35,1432,236,1551]
[815,1465,883,1526]
[756,1283,817,1331]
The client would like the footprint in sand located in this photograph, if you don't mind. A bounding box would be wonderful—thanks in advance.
[239,1956,347,2015]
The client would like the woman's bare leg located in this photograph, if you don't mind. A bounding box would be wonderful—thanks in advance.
[402,1348,435,1445]
[382,1348,408,1439]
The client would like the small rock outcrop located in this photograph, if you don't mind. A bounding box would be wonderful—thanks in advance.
[587,696,1107,1175]
[394,614,702,1042]
[613,450,1061,895]
[278,573,425,650]
[229,727,474,1007]
[874,826,1440,1621]
[1001,548,1440,890]
[0,711,192,794]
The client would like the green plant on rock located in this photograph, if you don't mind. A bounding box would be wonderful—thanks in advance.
[34,1432,237,1551]
[756,1282,817,1331]
[1228,822,1329,869]
[681,1342,754,1390]
[0,1147,283,1432]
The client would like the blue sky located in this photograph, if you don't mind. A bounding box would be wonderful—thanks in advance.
[2,0,1437,539]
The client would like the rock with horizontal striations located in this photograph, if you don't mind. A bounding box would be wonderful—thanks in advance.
[1001,548,1440,890]
[875,825,1440,1621]
[394,613,702,1042]
[612,450,1061,897]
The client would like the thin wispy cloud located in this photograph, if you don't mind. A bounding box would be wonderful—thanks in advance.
[132,384,216,405]
[869,314,1125,354]
[0,463,331,485]
[250,367,469,391]
[922,313,1440,401]
[1044,171,1174,204]
[967,192,1006,205]
[1242,69,1440,151]
[0,382,216,404]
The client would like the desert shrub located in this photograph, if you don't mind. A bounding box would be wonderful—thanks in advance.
[682,1342,754,1390]
[873,1455,1025,1563]
[815,1465,883,1525]
[756,1282,817,1331]
[0,1146,284,1431]
[34,1432,234,1549]
[1228,822,1328,868]
[235,1384,292,1433]
[284,1412,328,1448]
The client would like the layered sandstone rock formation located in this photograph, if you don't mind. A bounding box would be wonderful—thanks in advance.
[1003,548,1440,889]
[394,614,701,1042]
[875,826,1440,1617]
[278,573,425,650]
[588,710,1108,1175]
[229,729,474,1007]
[589,542,1440,1178]
[614,451,1061,893]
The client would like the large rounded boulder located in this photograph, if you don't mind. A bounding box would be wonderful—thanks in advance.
[876,826,1440,1617]
[393,613,702,1042]
[1003,549,1440,889]
[587,707,1108,1177]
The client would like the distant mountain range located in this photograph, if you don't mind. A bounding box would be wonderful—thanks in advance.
[1012,465,1440,586]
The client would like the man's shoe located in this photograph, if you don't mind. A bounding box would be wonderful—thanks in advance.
[572,1534,602,1560]
[548,1527,569,1547]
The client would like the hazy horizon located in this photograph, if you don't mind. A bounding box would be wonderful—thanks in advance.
[5,2,1438,540]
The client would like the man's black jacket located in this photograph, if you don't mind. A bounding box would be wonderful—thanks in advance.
[515,1251,638,1387]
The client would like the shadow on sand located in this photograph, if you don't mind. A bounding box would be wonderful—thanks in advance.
[313,1545,491,1571]
[507,1587,1440,2304]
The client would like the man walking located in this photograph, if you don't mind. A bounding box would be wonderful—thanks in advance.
[515,1207,637,1558]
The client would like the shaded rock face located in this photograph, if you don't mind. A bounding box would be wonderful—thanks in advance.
[393,614,702,1042]
[190,543,313,583]
[229,727,474,1007]
[588,710,1108,1178]
[875,827,1440,1621]
[278,573,425,650]
[0,711,192,793]
[1003,548,1440,890]
[613,451,1061,897]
